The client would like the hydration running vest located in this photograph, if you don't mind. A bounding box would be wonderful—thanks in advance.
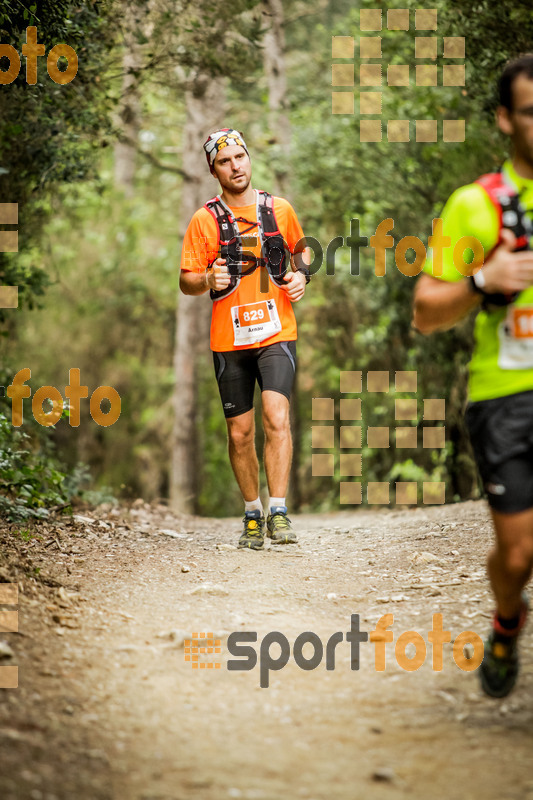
[475,169,533,307]
[204,190,288,301]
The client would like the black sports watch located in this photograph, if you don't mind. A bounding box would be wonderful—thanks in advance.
[469,270,519,309]
[296,266,311,284]
[468,272,485,295]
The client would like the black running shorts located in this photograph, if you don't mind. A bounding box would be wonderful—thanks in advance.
[212,341,297,418]
[465,389,533,513]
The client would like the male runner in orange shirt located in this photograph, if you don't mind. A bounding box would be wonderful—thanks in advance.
[180,128,309,550]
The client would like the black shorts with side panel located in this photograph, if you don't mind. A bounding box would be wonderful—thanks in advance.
[465,389,533,513]
[212,341,297,419]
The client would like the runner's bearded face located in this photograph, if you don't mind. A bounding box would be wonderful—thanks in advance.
[212,145,252,194]
[499,74,533,173]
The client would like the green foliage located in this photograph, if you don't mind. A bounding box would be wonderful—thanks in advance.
[445,0,533,116]
[0,402,111,521]
[148,0,263,82]
[4,0,532,515]
[0,0,117,325]
[0,410,67,520]
[12,529,36,541]
[281,0,504,508]
[7,164,181,501]
[0,359,112,519]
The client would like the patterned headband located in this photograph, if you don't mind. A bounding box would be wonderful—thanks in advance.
[203,128,249,172]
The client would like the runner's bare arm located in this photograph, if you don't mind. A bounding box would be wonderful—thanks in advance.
[412,273,481,334]
[179,258,232,295]
[414,230,533,334]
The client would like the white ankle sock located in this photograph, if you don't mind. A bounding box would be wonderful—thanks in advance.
[269,497,286,512]
[244,497,263,515]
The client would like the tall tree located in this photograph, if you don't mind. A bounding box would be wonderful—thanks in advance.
[114,0,149,194]
[171,77,225,513]
[261,0,291,199]
[169,0,263,512]
[260,0,305,507]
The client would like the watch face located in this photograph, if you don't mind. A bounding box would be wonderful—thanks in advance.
[472,270,487,292]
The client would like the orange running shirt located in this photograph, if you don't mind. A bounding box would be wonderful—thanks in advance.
[180,193,305,352]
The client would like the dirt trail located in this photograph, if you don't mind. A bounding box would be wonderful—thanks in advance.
[1,500,532,800]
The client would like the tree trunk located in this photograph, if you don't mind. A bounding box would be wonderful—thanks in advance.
[262,0,302,508]
[261,0,291,200]
[114,1,146,195]
[170,76,225,513]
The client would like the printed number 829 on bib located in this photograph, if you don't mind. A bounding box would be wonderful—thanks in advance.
[231,299,282,346]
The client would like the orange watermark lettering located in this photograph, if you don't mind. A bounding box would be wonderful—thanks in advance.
[0,27,78,86]
[7,368,121,427]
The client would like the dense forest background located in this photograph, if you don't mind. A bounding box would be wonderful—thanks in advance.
[2,0,532,520]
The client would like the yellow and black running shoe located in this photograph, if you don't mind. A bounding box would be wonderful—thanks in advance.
[266,507,298,544]
[238,511,265,550]
[479,594,528,698]
[480,632,520,698]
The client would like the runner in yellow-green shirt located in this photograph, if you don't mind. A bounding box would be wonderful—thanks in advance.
[414,56,533,698]
[422,159,533,401]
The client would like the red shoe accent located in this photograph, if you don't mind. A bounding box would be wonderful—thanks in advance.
[493,596,529,637]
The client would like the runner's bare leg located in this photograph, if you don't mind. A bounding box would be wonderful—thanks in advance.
[488,508,533,617]
[226,409,260,502]
[262,390,292,499]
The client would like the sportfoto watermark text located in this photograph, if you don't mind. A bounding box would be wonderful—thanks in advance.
[187,613,484,688]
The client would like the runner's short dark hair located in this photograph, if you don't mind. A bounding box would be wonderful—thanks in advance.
[499,54,533,110]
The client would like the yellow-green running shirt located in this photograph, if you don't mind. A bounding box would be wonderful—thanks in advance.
[423,159,533,402]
